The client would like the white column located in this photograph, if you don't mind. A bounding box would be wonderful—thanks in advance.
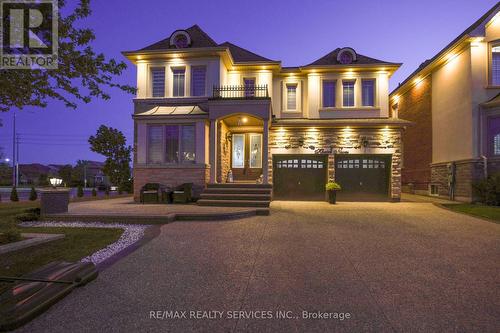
[209,119,218,183]
[262,119,269,184]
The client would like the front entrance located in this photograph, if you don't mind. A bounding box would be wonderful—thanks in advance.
[231,133,263,181]
[334,154,391,201]
[273,154,328,200]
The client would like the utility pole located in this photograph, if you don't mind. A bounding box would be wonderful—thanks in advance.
[16,133,19,187]
[12,111,16,187]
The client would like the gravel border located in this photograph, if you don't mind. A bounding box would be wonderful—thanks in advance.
[19,221,151,265]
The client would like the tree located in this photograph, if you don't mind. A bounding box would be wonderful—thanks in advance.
[77,185,84,197]
[38,174,49,186]
[91,188,97,197]
[0,0,135,112]
[29,187,38,201]
[10,187,19,202]
[89,126,131,191]
[58,164,73,186]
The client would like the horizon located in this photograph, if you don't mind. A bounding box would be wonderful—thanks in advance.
[0,0,497,164]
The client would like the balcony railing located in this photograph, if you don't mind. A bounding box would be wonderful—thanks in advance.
[210,84,269,100]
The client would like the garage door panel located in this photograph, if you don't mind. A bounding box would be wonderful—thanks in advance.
[273,155,327,201]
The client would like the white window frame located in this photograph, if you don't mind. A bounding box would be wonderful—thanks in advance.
[321,79,337,108]
[249,133,263,168]
[172,67,186,97]
[361,79,376,107]
[191,66,206,97]
[146,123,196,164]
[150,67,166,98]
[285,83,298,111]
[342,80,356,108]
[232,134,245,168]
[490,41,500,86]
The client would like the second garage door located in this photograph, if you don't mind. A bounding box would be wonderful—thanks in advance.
[335,154,391,201]
[273,154,328,200]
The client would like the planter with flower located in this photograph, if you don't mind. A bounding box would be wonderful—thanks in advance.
[325,182,341,204]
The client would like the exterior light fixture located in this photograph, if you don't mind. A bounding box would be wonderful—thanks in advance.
[49,177,63,188]
[242,117,248,123]
[4,158,10,162]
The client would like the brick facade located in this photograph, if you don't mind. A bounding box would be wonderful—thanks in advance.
[133,166,210,201]
[394,75,432,192]
[268,127,403,200]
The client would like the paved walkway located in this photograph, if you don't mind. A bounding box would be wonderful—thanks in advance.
[18,201,500,332]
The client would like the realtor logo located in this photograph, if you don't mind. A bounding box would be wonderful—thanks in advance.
[0,0,58,69]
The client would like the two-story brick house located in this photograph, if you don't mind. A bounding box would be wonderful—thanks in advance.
[390,3,500,202]
[123,25,409,205]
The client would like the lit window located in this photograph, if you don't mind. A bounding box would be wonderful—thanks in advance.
[181,125,196,162]
[151,68,165,98]
[343,81,355,107]
[191,67,206,96]
[148,124,195,164]
[165,126,179,163]
[362,79,375,106]
[322,80,336,107]
[492,45,500,86]
[287,84,297,110]
[172,68,185,97]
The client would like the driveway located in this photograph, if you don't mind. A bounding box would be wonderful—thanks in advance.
[17,201,500,332]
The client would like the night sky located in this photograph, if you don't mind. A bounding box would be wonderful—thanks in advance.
[0,0,497,165]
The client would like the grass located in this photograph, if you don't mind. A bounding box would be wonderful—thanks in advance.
[443,203,500,223]
[0,200,123,283]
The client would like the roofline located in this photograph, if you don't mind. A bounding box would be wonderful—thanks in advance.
[390,2,500,98]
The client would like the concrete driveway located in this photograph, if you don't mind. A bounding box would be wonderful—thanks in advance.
[17,201,500,332]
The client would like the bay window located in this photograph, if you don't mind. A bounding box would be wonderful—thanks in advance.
[147,124,196,164]
[322,80,336,107]
[172,68,185,97]
[342,80,355,107]
[151,67,165,98]
[148,126,164,163]
[362,79,375,107]
[191,66,206,96]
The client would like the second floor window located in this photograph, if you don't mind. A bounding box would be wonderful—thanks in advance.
[322,80,336,107]
[492,45,500,86]
[151,68,165,98]
[172,68,185,97]
[287,84,297,110]
[362,79,375,106]
[343,81,355,107]
[244,78,256,97]
[191,67,206,96]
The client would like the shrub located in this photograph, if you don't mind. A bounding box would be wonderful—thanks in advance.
[325,182,342,191]
[473,174,500,206]
[105,188,110,196]
[3,228,22,243]
[91,188,97,196]
[77,185,84,198]
[15,208,40,222]
[10,186,19,202]
[120,178,133,194]
[29,186,38,201]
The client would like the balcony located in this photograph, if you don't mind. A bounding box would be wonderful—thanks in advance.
[210,84,269,100]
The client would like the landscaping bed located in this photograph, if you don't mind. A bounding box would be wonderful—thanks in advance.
[442,203,500,223]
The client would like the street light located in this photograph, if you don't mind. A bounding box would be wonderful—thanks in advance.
[49,178,63,188]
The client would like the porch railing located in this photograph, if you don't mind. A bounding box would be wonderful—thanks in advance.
[210,84,269,100]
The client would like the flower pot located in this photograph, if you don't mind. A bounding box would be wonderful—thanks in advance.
[327,190,337,204]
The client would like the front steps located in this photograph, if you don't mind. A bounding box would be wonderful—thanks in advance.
[198,183,272,207]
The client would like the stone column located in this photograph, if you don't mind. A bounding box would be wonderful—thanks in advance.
[40,189,70,215]
[262,119,269,184]
[209,119,218,183]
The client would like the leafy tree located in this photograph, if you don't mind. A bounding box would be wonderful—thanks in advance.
[0,0,135,112]
[77,185,84,197]
[38,174,50,186]
[71,160,86,187]
[10,187,19,202]
[58,164,73,186]
[29,186,38,201]
[89,126,131,192]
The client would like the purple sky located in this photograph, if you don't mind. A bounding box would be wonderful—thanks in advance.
[0,0,497,165]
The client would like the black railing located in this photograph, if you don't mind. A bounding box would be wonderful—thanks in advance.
[211,84,269,100]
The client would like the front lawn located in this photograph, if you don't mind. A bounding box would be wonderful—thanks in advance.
[443,204,500,223]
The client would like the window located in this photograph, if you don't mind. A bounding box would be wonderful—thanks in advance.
[249,134,262,168]
[286,84,297,110]
[362,79,375,106]
[492,45,500,86]
[244,78,256,97]
[322,80,336,107]
[232,134,245,168]
[488,117,500,156]
[148,126,163,163]
[147,124,195,164]
[342,81,355,107]
[172,68,185,97]
[191,67,206,96]
[151,68,165,98]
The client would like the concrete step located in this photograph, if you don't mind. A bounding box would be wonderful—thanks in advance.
[200,193,271,201]
[197,199,270,207]
[207,183,273,189]
[203,187,272,195]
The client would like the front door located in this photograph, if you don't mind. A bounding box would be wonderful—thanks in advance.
[231,133,262,181]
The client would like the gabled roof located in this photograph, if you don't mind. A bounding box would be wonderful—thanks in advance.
[391,2,500,96]
[218,41,276,63]
[139,25,218,51]
[305,48,399,67]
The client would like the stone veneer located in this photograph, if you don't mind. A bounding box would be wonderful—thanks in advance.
[217,120,231,183]
[268,127,403,200]
[133,166,210,201]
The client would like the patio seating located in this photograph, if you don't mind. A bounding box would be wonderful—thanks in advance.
[172,183,193,204]
[140,183,167,204]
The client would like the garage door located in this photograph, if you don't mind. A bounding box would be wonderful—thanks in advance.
[273,154,328,200]
[335,154,391,201]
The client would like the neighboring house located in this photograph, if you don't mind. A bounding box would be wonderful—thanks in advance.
[19,163,60,185]
[82,161,109,188]
[123,25,409,203]
[390,3,500,202]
